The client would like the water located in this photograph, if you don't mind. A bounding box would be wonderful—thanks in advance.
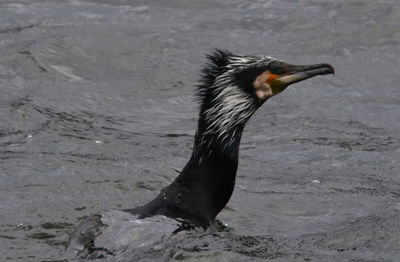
[0,0,399,261]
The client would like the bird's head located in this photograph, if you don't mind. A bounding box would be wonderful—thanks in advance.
[198,49,334,104]
[196,49,334,152]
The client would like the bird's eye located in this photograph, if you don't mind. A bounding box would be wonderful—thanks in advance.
[268,64,280,74]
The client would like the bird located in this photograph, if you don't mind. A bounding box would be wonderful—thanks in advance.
[65,49,334,259]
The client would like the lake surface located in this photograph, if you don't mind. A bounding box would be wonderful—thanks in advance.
[1,0,399,261]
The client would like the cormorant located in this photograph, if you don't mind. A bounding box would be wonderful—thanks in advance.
[66,50,334,259]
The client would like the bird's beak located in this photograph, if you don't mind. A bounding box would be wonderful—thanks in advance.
[267,63,335,94]
[275,63,334,85]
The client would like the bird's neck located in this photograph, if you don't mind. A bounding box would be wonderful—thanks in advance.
[195,115,244,158]
[169,119,246,223]
[133,113,248,227]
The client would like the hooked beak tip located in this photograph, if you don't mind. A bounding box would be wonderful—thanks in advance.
[324,64,335,75]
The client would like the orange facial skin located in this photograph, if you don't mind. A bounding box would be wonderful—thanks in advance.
[266,73,279,83]
[253,71,288,100]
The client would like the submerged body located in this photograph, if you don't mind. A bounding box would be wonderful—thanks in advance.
[66,50,334,259]
[66,211,203,259]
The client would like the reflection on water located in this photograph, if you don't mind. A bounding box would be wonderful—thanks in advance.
[0,0,399,261]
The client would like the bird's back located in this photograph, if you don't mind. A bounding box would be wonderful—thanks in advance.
[65,210,193,259]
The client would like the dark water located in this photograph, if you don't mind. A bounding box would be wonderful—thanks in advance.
[1,0,399,261]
